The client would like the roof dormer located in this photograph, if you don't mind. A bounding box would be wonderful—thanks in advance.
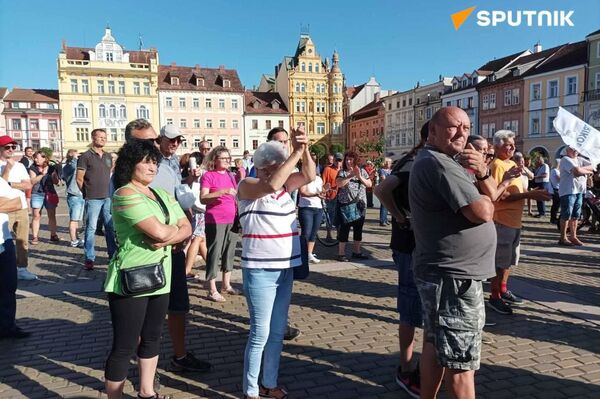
[271,99,280,110]
[252,100,260,109]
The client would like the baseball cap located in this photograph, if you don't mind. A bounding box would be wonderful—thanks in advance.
[0,135,17,147]
[160,124,183,139]
[335,152,344,160]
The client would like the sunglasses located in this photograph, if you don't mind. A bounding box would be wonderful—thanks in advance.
[2,145,17,150]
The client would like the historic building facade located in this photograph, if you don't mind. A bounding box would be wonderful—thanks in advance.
[348,94,385,161]
[57,27,160,152]
[584,29,600,130]
[243,91,289,153]
[157,63,244,156]
[441,71,490,136]
[384,89,415,158]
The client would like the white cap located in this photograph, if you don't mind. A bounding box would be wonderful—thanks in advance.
[160,124,182,139]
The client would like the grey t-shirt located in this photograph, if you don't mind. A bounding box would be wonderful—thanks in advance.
[409,148,496,280]
[150,154,181,196]
[336,168,368,205]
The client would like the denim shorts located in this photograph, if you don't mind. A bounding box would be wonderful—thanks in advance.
[393,250,422,327]
[494,223,521,269]
[560,193,583,220]
[415,274,485,371]
[67,194,85,221]
[168,251,190,314]
[192,212,206,238]
[30,193,57,210]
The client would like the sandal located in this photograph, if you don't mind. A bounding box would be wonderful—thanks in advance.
[50,234,60,242]
[137,394,172,399]
[30,237,39,245]
[558,239,573,246]
[221,286,241,295]
[259,384,288,399]
[208,291,226,302]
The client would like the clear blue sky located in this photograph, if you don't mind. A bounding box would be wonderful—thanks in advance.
[0,0,598,92]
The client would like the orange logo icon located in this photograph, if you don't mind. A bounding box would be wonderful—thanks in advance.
[451,6,477,30]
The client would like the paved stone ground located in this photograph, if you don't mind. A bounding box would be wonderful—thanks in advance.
[2,193,600,398]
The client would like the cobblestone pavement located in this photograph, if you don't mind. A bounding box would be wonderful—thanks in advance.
[2,195,600,398]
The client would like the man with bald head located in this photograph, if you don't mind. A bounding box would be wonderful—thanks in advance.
[409,107,496,399]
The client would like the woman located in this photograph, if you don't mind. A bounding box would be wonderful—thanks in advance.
[238,129,315,399]
[235,158,247,182]
[104,140,191,399]
[28,150,59,244]
[183,151,208,279]
[335,151,371,261]
[200,146,239,302]
[298,172,324,264]
[62,149,85,247]
[378,158,392,226]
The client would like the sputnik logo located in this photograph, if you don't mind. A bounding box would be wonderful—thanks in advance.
[451,6,476,30]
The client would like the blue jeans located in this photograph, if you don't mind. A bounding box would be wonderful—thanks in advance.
[243,268,293,396]
[326,198,337,229]
[84,198,116,262]
[0,239,17,332]
[379,206,389,224]
[298,207,323,242]
[392,250,422,327]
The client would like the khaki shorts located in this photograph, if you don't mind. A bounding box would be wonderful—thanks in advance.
[494,223,521,269]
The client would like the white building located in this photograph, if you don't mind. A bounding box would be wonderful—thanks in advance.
[384,89,415,158]
[243,91,289,153]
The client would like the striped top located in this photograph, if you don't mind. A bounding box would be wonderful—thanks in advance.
[239,188,302,269]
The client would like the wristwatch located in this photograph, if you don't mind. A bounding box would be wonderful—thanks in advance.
[476,170,491,181]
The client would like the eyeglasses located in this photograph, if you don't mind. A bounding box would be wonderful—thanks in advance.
[485,153,495,159]
[2,145,17,150]
[165,137,182,143]
[200,147,211,151]
[217,157,231,161]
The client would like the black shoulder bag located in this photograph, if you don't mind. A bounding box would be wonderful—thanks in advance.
[119,188,169,296]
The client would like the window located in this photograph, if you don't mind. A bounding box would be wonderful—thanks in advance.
[512,120,519,134]
[315,64,319,73]
[109,104,117,118]
[143,82,150,95]
[531,83,541,100]
[194,119,201,128]
[171,77,179,85]
[233,138,239,148]
[489,123,496,135]
[252,120,258,129]
[512,89,519,105]
[97,80,105,94]
[110,128,118,141]
[206,138,213,147]
[426,107,432,120]
[301,83,305,92]
[482,95,489,110]
[503,120,511,130]
[308,63,313,72]
[119,81,125,94]
[219,99,225,109]
[548,113,557,133]
[180,119,187,128]
[232,120,239,129]
[457,99,463,109]
[220,138,226,147]
[223,80,230,88]
[179,98,186,109]
[99,104,106,118]
[11,119,21,130]
[504,90,512,106]
[531,118,540,135]
[206,119,213,129]
[232,99,238,109]
[482,123,489,138]
[108,80,115,94]
[49,120,58,131]
[468,97,474,108]
[165,97,172,109]
[205,98,212,109]
[137,105,149,120]
[409,98,413,106]
[300,101,306,112]
[295,83,300,92]
[596,73,600,89]
[219,119,226,129]
[252,139,259,150]
[133,82,140,95]
[489,93,496,109]
[75,104,88,119]
[181,138,188,149]
[71,79,78,93]
[278,120,284,128]
[76,128,89,142]
[81,80,89,93]
[566,77,577,95]
[29,119,39,130]
[193,98,199,109]
[166,118,173,125]
[106,52,113,62]
[193,138,201,148]
[317,122,325,134]
[266,120,272,129]
[548,80,558,98]
[301,63,305,72]
[119,105,127,119]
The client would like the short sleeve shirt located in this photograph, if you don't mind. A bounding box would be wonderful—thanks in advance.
[29,164,57,195]
[150,155,182,196]
[409,148,496,280]
[0,160,30,184]
[62,159,82,197]
[491,158,525,229]
[559,156,586,197]
[104,186,186,297]
[534,163,550,183]
[201,170,237,224]
[77,149,112,199]
[336,168,368,205]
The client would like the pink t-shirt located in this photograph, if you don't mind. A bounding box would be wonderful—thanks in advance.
[201,170,237,224]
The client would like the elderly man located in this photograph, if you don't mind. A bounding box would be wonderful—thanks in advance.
[409,107,496,399]
[487,130,551,315]
[533,156,550,217]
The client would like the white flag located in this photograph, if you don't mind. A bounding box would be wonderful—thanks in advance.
[553,107,600,165]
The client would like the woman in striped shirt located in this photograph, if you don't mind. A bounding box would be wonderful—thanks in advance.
[237,129,315,399]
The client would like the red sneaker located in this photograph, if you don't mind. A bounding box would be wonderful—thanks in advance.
[84,260,94,270]
[395,366,421,398]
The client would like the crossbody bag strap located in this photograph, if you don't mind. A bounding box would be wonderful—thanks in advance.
[149,187,170,256]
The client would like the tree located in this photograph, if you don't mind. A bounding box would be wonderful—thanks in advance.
[309,143,327,159]
[330,143,344,155]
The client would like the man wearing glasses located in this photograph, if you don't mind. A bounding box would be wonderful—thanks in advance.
[0,135,35,280]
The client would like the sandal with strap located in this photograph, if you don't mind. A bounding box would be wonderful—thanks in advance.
[259,384,288,399]
[137,394,172,399]
[221,286,241,295]
[30,237,39,245]
[208,291,226,302]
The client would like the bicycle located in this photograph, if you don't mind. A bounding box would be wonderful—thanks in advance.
[316,197,339,247]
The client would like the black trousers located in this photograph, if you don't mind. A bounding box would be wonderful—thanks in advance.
[550,189,560,222]
[337,217,365,243]
[104,293,169,381]
[0,240,17,333]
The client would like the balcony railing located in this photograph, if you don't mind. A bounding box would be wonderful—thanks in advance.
[585,89,600,102]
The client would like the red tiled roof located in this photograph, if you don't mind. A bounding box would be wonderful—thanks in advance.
[351,99,384,120]
[245,91,288,114]
[158,64,244,93]
[5,88,59,102]
[522,41,587,77]
[0,88,8,98]
[64,46,157,64]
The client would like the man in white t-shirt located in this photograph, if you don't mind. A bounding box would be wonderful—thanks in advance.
[0,136,35,280]
[0,176,31,339]
[558,147,594,246]
[533,157,550,217]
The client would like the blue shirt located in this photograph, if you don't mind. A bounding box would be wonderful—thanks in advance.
[150,154,181,196]
[62,159,82,197]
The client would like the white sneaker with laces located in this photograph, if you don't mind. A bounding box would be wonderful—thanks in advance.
[17,268,38,280]
[308,254,320,264]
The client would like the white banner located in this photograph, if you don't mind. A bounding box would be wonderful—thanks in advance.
[553,107,600,165]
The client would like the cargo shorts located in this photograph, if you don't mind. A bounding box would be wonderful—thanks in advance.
[415,274,485,370]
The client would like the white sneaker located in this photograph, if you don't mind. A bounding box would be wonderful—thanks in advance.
[17,268,38,280]
[308,254,320,264]
[70,240,80,248]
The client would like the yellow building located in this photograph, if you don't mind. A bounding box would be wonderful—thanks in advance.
[58,27,160,152]
[270,34,344,150]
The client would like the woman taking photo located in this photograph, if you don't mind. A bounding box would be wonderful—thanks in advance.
[28,150,59,244]
[200,146,239,302]
[104,140,191,399]
[298,173,324,263]
[238,128,315,399]
[336,151,371,261]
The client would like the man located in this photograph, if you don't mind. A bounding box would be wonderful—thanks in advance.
[19,147,34,169]
[558,146,594,246]
[76,129,116,270]
[409,107,496,399]
[0,176,31,339]
[242,150,253,174]
[363,160,376,207]
[62,149,85,247]
[488,130,551,315]
[322,152,343,240]
[533,156,550,217]
[325,154,334,168]
[549,160,561,224]
[126,120,211,373]
[0,135,35,280]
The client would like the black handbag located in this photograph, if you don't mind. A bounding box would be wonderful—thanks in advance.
[119,188,170,296]
[227,172,242,234]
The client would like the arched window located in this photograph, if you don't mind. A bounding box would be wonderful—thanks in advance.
[119,105,127,119]
[75,103,87,119]
[315,64,319,73]
[308,63,313,72]
[99,104,106,118]
[137,105,149,120]
[109,104,117,118]
[301,63,305,72]
[301,83,305,92]
[295,83,300,92]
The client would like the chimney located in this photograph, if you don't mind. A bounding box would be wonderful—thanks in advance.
[533,42,542,53]
[195,64,201,69]
[170,62,176,67]
[219,64,225,71]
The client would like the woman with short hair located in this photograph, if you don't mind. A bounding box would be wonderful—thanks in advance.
[29,151,60,244]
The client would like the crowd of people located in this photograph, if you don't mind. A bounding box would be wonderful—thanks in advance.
[1,107,599,398]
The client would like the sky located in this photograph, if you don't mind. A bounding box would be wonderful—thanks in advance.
[0,0,598,92]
